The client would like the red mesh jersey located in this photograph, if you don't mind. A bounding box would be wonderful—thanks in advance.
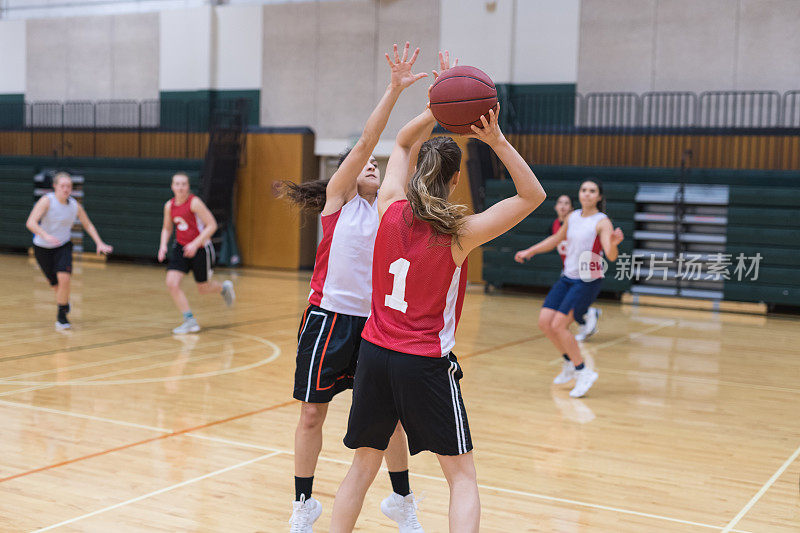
[362,200,468,357]
[169,194,202,246]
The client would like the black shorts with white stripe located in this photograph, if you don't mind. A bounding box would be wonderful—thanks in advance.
[166,242,215,283]
[344,339,472,456]
[292,304,367,404]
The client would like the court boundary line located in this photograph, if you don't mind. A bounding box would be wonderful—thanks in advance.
[0,332,279,391]
[0,399,753,533]
[0,322,774,532]
[31,451,283,533]
[547,320,677,366]
[0,399,295,484]
[720,442,800,532]
[0,335,236,382]
[0,313,297,363]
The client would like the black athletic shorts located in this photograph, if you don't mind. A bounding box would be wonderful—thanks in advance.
[293,305,368,403]
[166,242,214,283]
[34,242,73,286]
[344,339,473,456]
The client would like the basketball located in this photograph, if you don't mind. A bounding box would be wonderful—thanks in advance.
[429,65,498,134]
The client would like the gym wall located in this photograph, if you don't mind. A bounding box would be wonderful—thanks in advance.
[578,0,800,94]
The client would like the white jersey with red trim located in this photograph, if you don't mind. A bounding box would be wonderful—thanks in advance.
[362,200,468,358]
[563,209,606,280]
[308,194,378,317]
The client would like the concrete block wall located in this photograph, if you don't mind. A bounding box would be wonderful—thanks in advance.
[578,0,800,94]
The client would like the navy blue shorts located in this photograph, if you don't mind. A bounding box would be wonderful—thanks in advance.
[542,276,603,320]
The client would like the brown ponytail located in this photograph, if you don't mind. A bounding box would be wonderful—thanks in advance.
[277,178,330,213]
[277,147,354,213]
[406,136,466,244]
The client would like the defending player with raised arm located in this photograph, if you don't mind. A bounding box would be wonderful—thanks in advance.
[329,52,546,533]
[279,42,429,533]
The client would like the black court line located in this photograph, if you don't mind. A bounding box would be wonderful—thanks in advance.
[0,313,299,364]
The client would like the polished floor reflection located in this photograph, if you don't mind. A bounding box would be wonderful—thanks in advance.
[0,253,797,532]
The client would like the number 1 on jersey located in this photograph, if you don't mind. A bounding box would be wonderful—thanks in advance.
[385,258,410,313]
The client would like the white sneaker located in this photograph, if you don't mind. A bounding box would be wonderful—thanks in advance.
[289,495,322,533]
[575,307,601,341]
[381,492,424,532]
[221,280,235,307]
[55,320,72,331]
[553,360,576,385]
[172,318,200,335]
[569,368,598,398]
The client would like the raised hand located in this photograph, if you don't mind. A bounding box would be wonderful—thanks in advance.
[386,41,427,89]
[466,104,504,145]
[432,50,459,81]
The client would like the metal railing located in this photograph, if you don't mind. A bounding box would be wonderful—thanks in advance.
[0,98,250,159]
[504,89,800,132]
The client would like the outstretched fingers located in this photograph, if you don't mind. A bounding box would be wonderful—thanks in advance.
[408,46,420,66]
[401,41,410,62]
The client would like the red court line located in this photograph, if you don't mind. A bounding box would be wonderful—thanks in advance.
[2,336,545,484]
[0,399,296,484]
[459,334,546,361]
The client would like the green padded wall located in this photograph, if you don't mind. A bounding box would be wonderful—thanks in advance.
[0,157,202,257]
[725,185,800,305]
[482,179,636,294]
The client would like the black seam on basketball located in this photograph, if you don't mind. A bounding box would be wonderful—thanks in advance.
[432,75,495,90]
[430,95,499,105]
[436,117,491,127]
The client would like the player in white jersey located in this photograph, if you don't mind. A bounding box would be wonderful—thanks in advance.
[25,172,113,329]
[514,180,624,397]
[279,42,427,533]
[517,193,603,341]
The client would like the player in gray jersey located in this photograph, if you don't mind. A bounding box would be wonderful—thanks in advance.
[26,172,113,330]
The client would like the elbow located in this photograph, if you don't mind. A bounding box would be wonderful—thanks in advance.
[525,189,546,210]
[395,134,414,151]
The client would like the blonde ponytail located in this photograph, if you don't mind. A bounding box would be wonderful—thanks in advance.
[406,136,467,245]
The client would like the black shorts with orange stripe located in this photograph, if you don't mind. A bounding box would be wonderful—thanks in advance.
[293,304,368,403]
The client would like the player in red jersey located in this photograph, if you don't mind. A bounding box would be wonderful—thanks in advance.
[551,194,572,264]
[280,43,428,532]
[157,172,234,334]
[329,52,546,533]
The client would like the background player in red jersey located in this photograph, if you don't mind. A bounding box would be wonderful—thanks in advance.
[280,42,427,533]
[157,172,234,334]
[329,52,546,533]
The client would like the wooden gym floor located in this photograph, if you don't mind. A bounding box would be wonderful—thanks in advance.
[0,252,797,532]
